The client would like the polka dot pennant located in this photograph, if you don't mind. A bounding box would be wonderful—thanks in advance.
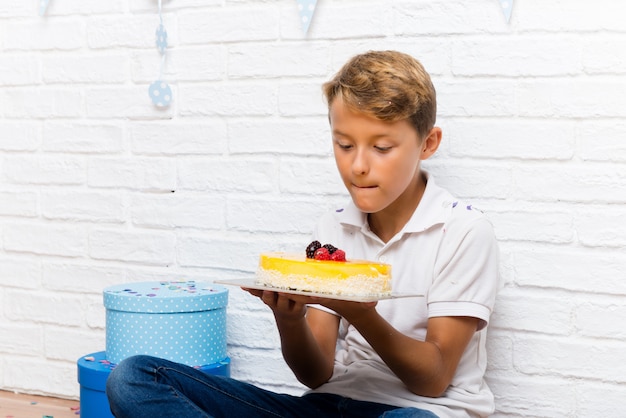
[39,0,50,16]
[498,0,514,23]
[104,281,229,366]
[149,80,172,108]
[296,0,318,34]
[149,0,172,108]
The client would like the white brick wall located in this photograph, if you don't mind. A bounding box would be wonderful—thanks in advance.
[1,0,625,416]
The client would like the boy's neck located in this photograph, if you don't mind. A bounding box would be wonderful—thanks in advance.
[367,172,427,243]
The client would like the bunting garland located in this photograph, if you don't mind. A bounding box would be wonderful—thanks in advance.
[39,0,50,16]
[148,0,172,108]
[498,0,514,23]
[296,0,318,34]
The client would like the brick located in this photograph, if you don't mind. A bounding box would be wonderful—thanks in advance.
[3,155,86,185]
[512,163,626,203]
[575,207,626,248]
[514,334,626,383]
[437,80,517,117]
[281,2,390,40]
[130,121,228,155]
[45,326,105,362]
[451,37,582,77]
[43,262,127,294]
[0,122,40,151]
[3,357,77,397]
[43,121,123,153]
[517,79,626,118]
[89,228,176,265]
[226,346,304,393]
[490,289,572,335]
[0,2,32,16]
[5,289,84,326]
[445,119,576,160]
[515,247,626,295]
[88,157,176,191]
[488,209,574,244]
[46,0,126,15]
[228,43,329,78]
[41,190,125,222]
[228,119,330,155]
[424,161,512,200]
[0,191,38,217]
[0,324,42,356]
[576,301,626,340]
[87,15,157,49]
[85,87,175,119]
[178,83,277,117]
[393,2,509,36]
[1,88,83,118]
[278,81,330,117]
[576,381,626,418]
[0,257,41,289]
[179,7,279,44]
[131,46,226,82]
[516,0,625,32]
[485,375,577,417]
[578,120,626,162]
[42,53,129,84]
[4,19,84,51]
[4,222,87,257]
[228,310,280,349]
[0,54,40,86]
[131,193,225,229]
[227,198,321,234]
[583,37,626,74]
[279,158,345,195]
[178,157,275,192]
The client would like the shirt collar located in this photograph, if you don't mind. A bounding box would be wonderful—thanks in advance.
[334,171,454,234]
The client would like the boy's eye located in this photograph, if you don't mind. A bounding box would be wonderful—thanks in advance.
[336,141,353,150]
[374,145,392,152]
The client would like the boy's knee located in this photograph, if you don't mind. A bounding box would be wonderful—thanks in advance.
[106,355,153,402]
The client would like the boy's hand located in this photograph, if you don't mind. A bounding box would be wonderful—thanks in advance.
[242,288,308,323]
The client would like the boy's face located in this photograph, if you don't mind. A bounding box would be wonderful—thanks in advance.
[329,97,426,215]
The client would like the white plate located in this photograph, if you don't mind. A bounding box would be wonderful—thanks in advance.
[214,278,422,303]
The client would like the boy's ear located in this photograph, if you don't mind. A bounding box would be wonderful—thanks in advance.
[420,127,442,160]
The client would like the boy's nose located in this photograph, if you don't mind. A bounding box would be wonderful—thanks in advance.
[352,149,369,175]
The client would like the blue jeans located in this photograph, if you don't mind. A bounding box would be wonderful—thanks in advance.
[106,355,438,418]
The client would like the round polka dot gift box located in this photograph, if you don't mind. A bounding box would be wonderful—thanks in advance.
[103,280,228,366]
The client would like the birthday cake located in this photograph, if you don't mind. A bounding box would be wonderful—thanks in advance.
[256,241,392,297]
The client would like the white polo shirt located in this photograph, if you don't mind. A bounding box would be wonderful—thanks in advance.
[307,172,499,418]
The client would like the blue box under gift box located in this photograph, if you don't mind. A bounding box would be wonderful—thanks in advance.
[77,351,231,418]
[103,280,228,366]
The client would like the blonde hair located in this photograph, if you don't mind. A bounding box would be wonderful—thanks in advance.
[322,50,437,139]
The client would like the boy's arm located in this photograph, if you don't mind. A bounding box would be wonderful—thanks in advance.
[323,300,477,398]
[250,290,339,388]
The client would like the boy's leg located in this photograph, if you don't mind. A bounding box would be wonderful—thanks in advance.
[106,355,330,418]
[378,407,439,418]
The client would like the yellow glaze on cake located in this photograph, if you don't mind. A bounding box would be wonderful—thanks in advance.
[256,252,392,296]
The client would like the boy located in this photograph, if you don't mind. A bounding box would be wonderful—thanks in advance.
[106,50,499,418]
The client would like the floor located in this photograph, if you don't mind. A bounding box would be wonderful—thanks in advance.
[0,391,80,418]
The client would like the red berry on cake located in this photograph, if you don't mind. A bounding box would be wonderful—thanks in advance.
[306,241,322,259]
[313,247,331,260]
[330,249,346,262]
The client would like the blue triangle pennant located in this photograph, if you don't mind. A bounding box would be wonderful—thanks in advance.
[498,0,514,23]
[296,0,318,34]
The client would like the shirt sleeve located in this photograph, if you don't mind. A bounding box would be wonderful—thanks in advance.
[428,213,499,330]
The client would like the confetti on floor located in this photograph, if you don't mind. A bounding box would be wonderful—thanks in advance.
[0,391,78,418]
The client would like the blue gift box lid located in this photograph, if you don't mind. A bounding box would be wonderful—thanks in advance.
[103,281,228,314]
